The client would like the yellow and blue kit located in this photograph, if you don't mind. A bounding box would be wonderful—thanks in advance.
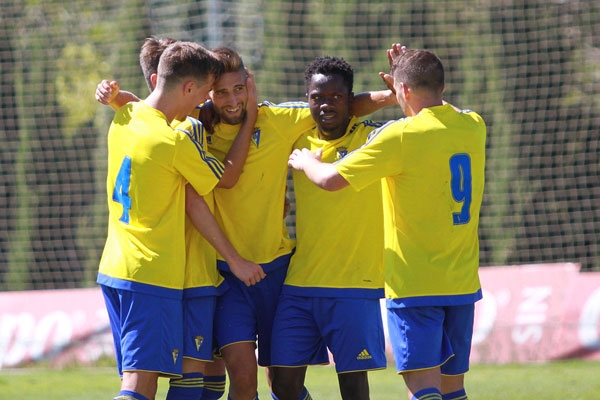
[335,104,486,307]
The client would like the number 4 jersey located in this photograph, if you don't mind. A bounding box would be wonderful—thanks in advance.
[334,104,486,306]
[97,101,223,298]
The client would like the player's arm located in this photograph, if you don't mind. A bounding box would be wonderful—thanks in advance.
[95,79,140,110]
[351,89,397,117]
[350,42,412,117]
[288,148,349,192]
[350,43,407,117]
[185,185,266,286]
[216,69,258,189]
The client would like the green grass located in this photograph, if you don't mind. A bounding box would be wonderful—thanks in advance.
[1,360,599,399]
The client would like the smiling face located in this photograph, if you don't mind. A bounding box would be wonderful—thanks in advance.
[307,73,353,141]
[209,69,248,125]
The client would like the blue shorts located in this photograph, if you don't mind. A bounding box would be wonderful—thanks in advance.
[214,257,289,366]
[387,304,475,375]
[183,295,217,361]
[271,294,387,373]
[101,285,183,377]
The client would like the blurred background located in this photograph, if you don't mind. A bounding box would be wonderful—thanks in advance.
[0,0,599,292]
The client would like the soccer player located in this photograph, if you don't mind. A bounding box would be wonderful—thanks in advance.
[269,56,388,400]
[288,44,486,400]
[97,41,265,400]
[170,68,261,400]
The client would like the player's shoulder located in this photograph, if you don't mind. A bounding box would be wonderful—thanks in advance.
[256,101,311,128]
[258,100,309,113]
[448,104,485,126]
[358,119,387,130]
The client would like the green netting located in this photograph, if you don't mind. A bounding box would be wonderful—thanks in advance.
[0,0,598,290]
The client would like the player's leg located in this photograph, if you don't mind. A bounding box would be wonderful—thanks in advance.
[319,297,386,400]
[270,366,308,400]
[202,357,227,400]
[221,341,259,399]
[101,286,183,400]
[441,374,466,400]
[271,294,329,400]
[166,358,207,400]
[118,371,159,400]
[387,305,453,400]
[401,367,442,400]
[214,270,261,399]
[440,303,475,400]
[167,295,218,400]
[337,371,369,400]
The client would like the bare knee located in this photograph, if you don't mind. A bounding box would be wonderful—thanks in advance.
[338,371,369,400]
[121,371,159,400]
[271,366,306,400]
[222,343,259,399]
[442,373,465,395]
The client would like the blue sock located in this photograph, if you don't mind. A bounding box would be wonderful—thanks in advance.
[166,372,204,400]
[114,390,149,400]
[201,374,226,399]
[443,389,468,400]
[298,387,312,400]
[412,387,442,400]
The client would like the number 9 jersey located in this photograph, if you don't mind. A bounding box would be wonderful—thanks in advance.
[334,103,486,306]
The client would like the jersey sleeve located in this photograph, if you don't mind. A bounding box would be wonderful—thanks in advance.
[173,117,224,196]
[335,120,403,191]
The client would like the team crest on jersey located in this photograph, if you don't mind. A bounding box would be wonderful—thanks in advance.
[336,147,348,160]
[252,128,261,147]
[206,134,213,145]
[172,348,180,364]
[195,336,204,351]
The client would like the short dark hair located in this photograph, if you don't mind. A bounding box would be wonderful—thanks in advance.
[211,47,246,75]
[139,37,177,91]
[391,49,444,95]
[304,56,354,93]
[157,41,223,90]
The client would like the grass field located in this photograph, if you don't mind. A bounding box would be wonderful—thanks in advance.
[1,359,599,399]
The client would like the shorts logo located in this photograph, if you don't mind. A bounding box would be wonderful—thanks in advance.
[172,348,180,364]
[195,335,204,351]
[356,349,372,360]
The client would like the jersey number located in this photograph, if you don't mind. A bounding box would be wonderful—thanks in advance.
[112,157,132,224]
[450,153,472,225]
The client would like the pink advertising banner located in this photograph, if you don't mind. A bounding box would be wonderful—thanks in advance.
[0,287,113,368]
[471,263,600,363]
[1,263,599,369]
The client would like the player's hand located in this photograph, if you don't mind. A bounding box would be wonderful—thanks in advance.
[95,79,120,105]
[229,259,266,287]
[242,69,259,129]
[246,68,258,109]
[379,72,396,94]
[386,43,408,67]
[379,43,407,95]
[288,148,322,171]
